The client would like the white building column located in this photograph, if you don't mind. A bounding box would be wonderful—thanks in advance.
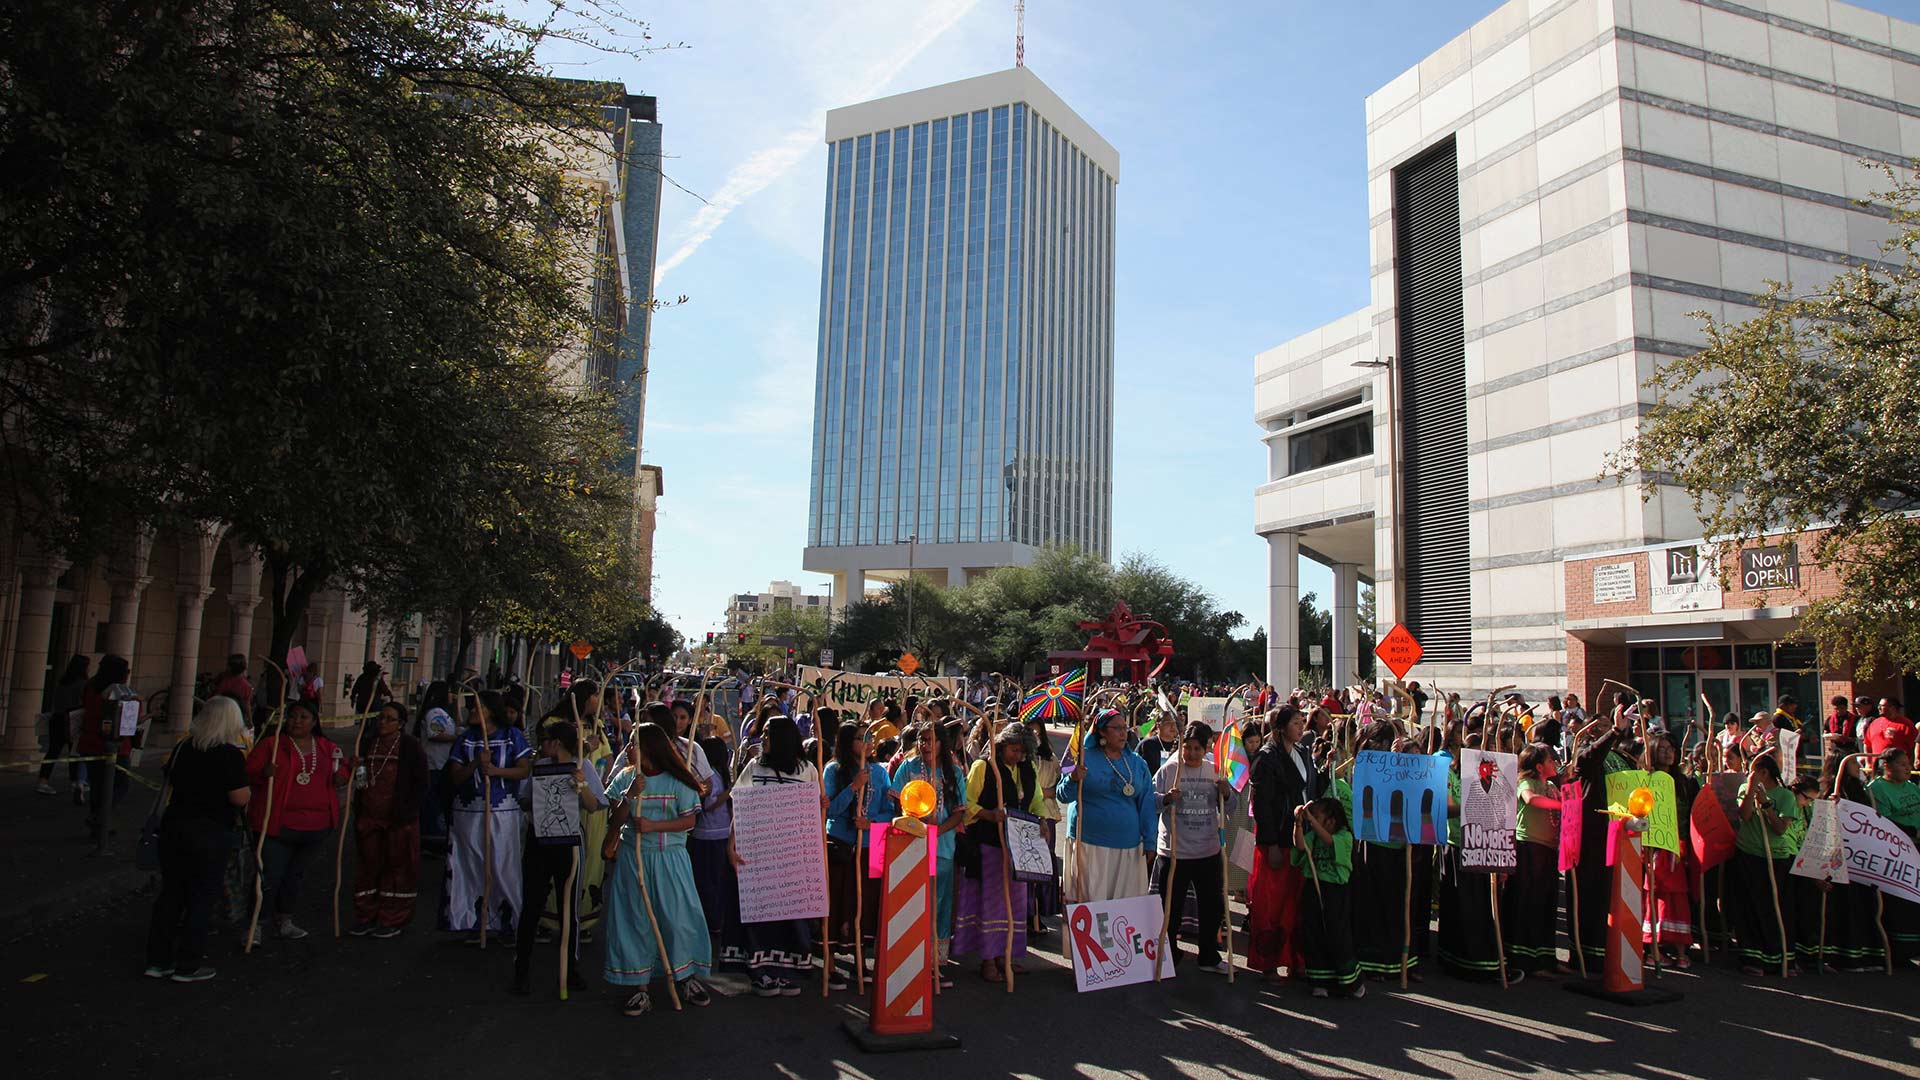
[4,557,70,761]
[104,530,155,661]
[833,569,866,614]
[1331,562,1360,691]
[1266,532,1300,690]
[167,525,228,737]
[226,542,265,659]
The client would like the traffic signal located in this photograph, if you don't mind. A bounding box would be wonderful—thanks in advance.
[786,646,795,661]
[737,632,747,646]
[705,632,714,645]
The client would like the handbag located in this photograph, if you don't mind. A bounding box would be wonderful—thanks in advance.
[134,745,179,871]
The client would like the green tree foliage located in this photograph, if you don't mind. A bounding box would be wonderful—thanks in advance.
[732,606,830,670]
[1612,167,1920,677]
[1,0,662,665]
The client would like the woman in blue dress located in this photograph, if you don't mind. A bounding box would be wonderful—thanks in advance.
[601,722,712,1017]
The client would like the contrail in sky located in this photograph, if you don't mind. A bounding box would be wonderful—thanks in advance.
[653,0,980,287]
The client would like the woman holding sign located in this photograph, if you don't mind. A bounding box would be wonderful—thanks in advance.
[737,716,823,997]
[1058,709,1158,904]
[1868,747,1919,965]
[601,722,711,1015]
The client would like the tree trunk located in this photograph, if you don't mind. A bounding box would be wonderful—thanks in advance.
[264,547,329,702]
[451,607,474,686]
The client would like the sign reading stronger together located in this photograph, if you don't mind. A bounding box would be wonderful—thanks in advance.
[1352,751,1448,846]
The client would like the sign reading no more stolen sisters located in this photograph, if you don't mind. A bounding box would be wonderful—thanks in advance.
[731,781,830,923]
[1458,749,1518,872]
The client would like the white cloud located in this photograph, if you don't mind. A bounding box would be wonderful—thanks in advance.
[652,0,981,288]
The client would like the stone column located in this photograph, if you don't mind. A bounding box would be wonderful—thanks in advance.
[227,543,265,659]
[1266,532,1300,690]
[103,530,155,661]
[3,559,71,761]
[167,525,229,736]
[1331,562,1361,691]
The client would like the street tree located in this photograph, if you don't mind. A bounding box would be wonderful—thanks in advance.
[1612,167,1920,677]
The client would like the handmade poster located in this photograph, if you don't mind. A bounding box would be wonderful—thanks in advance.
[115,700,141,738]
[1558,780,1584,873]
[1186,696,1229,730]
[1352,751,1448,846]
[1228,828,1257,874]
[1790,799,1848,883]
[529,760,581,845]
[732,781,830,923]
[1065,893,1175,992]
[1645,771,1680,854]
[793,666,959,707]
[1690,779,1738,870]
[1777,728,1801,781]
[1605,769,1650,816]
[1458,749,1518,872]
[1004,810,1054,884]
[1836,799,1920,905]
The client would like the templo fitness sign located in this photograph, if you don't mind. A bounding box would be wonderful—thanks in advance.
[1740,545,1801,591]
[1649,543,1722,614]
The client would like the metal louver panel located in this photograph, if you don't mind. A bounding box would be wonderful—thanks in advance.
[1393,139,1471,664]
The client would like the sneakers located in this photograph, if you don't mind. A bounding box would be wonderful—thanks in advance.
[349,922,377,937]
[171,967,217,983]
[776,978,802,997]
[752,974,783,998]
[680,977,712,1007]
[143,965,171,979]
[827,969,850,992]
[274,918,309,941]
[36,782,56,796]
[1352,983,1367,999]
[1197,960,1231,975]
[621,990,652,1017]
[370,926,401,939]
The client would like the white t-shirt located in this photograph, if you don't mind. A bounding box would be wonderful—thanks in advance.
[1154,755,1228,859]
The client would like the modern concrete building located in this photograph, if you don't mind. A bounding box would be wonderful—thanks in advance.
[804,67,1118,607]
[1255,0,1916,712]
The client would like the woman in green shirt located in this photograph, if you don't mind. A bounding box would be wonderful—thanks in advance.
[1868,747,1919,964]
[1732,754,1800,976]
[1502,744,1564,976]
[1293,797,1362,999]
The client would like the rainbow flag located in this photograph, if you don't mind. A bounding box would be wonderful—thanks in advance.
[1018,667,1086,725]
[1217,721,1250,792]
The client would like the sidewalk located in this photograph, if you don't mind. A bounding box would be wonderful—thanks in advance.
[0,754,164,942]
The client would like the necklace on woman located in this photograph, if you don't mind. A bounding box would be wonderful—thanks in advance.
[293,738,315,786]
[1105,752,1134,797]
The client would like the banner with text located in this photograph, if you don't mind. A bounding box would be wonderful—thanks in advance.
[1065,893,1174,992]
[1837,799,1920,905]
[794,666,961,708]
[1459,749,1519,872]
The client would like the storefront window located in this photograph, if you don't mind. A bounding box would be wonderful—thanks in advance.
[1662,647,1695,670]
[1735,644,1773,670]
[1629,648,1661,672]
[1695,644,1731,670]
[1775,643,1817,670]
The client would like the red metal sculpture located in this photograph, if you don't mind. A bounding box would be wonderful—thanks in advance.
[1044,601,1174,685]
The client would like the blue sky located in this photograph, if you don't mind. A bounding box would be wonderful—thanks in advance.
[541,0,1917,646]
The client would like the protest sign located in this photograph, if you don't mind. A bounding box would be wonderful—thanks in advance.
[1690,775,1739,870]
[1645,771,1679,854]
[529,760,581,845]
[732,781,830,923]
[794,666,959,708]
[1229,829,1257,874]
[1005,810,1054,884]
[115,700,140,738]
[1065,894,1174,992]
[1777,729,1801,781]
[1186,697,1229,730]
[1458,749,1518,872]
[1353,751,1448,846]
[1836,799,1920,905]
[1790,799,1847,883]
[1605,769,1650,816]
[1558,780,1584,872]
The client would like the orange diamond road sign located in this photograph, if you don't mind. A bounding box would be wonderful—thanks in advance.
[569,640,592,660]
[1374,623,1423,681]
[898,653,920,675]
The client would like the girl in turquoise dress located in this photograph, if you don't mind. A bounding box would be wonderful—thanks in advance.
[602,722,712,1016]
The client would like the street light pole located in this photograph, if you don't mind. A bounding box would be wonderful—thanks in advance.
[905,534,917,657]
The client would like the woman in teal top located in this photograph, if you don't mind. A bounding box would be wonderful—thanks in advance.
[1732,753,1800,975]
[891,720,968,988]
[1293,797,1361,998]
[1868,747,1919,963]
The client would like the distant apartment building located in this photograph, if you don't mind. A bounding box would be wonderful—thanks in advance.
[725,581,833,636]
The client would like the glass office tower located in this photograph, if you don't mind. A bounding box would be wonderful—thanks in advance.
[803,68,1117,602]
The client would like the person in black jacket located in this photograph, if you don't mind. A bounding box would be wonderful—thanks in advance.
[1571,698,1635,971]
[349,701,431,937]
[145,696,252,982]
[1246,705,1322,980]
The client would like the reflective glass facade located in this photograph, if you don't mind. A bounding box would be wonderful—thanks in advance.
[807,97,1114,557]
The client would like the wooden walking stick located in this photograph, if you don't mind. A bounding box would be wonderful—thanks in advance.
[244,663,289,955]
[559,846,578,1001]
[1490,874,1509,988]
[1876,890,1893,976]
[333,701,378,938]
[990,742,1017,991]
[853,738,869,996]
[815,694,832,998]
[1752,775,1791,979]
[472,692,495,949]
[1569,867,1587,978]
[625,735,681,1010]
[1154,760,1180,983]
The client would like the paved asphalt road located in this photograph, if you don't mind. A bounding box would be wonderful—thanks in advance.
[5,859,1917,1080]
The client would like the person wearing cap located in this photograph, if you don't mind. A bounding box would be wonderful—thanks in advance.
[956,723,1047,983]
[1853,696,1877,741]
[244,697,348,943]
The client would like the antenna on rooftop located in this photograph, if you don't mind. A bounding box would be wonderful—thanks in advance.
[1016,0,1025,68]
